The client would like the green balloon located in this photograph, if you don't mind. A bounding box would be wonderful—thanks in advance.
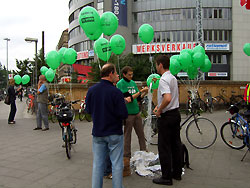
[94,38,112,61]
[170,59,181,75]
[193,52,205,68]
[63,48,77,65]
[40,66,49,75]
[187,66,198,80]
[200,58,212,73]
[193,45,205,55]
[179,52,192,71]
[22,75,30,85]
[14,75,22,85]
[110,34,126,55]
[180,49,193,57]
[86,28,102,41]
[138,24,154,44]
[100,11,118,36]
[45,68,55,82]
[170,55,180,61]
[79,6,101,35]
[58,47,67,63]
[243,43,250,56]
[45,50,61,70]
[146,74,161,90]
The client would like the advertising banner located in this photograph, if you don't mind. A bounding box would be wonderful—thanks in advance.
[112,0,127,26]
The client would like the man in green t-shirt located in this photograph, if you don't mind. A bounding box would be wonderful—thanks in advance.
[116,66,148,176]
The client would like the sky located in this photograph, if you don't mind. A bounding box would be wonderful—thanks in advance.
[0,0,69,71]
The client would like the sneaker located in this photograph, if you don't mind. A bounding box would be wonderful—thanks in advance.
[152,177,173,186]
[42,128,49,131]
[8,121,15,124]
[33,127,42,130]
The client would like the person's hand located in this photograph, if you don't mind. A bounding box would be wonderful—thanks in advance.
[153,106,161,117]
[125,96,131,103]
[141,87,148,93]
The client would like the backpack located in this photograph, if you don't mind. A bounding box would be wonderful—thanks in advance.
[181,143,192,169]
[244,83,250,105]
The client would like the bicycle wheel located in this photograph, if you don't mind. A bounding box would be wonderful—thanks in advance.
[220,121,245,150]
[186,117,217,149]
[79,110,85,121]
[51,112,57,123]
[207,98,215,113]
[143,115,158,145]
[179,108,189,119]
[65,130,71,159]
[72,127,77,144]
[71,106,76,121]
[199,99,207,112]
[85,113,92,122]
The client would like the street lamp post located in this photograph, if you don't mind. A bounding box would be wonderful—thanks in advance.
[25,37,38,86]
[3,38,10,88]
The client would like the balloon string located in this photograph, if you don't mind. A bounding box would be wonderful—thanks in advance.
[149,53,155,74]
[117,55,121,78]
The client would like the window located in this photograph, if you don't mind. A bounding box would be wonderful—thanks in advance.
[203,30,207,41]
[187,31,191,41]
[183,31,186,41]
[219,30,223,41]
[162,32,166,42]
[209,30,212,41]
[69,13,74,24]
[219,9,222,18]
[213,55,216,64]
[223,8,228,19]
[182,9,187,19]
[214,9,217,18]
[203,8,207,19]
[208,8,212,18]
[214,30,218,41]
[193,9,196,19]
[224,31,228,41]
[218,54,221,64]
[166,32,170,41]
[134,13,138,22]
[222,55,227,64]
[187,9,191,19]
[177,31,181,41]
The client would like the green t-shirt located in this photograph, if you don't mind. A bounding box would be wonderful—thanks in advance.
[116,78,140,114]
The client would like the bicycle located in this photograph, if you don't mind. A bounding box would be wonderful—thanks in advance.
[57,100,78,159]
[143,100,217,149]
[186,89,206,113]
[203,89,217,113]
[220,102,250,161]
[215,88,243,109]
[48,94,66,123]
[79,96,92,122]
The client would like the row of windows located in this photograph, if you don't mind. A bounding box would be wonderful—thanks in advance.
[134,8,231,23]
[207,54,229,64]
[133,30,231,43]
[71,40,93,52]
[69,0,82,9]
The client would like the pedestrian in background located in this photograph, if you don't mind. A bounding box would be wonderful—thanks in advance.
[34,75,49,131]
[7,78,20,124]
[85,63,128,188]
[116,66,148,176]
[152,55,182,186]
[18,85,23,102]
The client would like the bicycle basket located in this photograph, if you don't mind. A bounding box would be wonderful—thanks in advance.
[57,108,73,122]
[227,105,239,115]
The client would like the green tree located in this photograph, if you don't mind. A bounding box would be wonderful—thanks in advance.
[0,63,7,89]
[89,53,156,82]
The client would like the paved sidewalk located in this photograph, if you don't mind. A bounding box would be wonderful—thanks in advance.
[0,100,250,188]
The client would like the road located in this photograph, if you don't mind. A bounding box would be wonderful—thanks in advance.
[0,99,250,188]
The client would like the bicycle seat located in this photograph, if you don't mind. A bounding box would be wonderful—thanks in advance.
[227,105,239,115]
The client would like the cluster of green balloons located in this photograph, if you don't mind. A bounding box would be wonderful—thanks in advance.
[146,73,161,91]
[40,66,56,83]
[78,6,126,61]
[243,43,250,56]
[169,45,212,80]
[79,6,118,38]
[14,74,30,85]
[138,24,154,44]
[45,48,77,82]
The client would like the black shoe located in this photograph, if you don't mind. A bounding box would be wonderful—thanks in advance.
[42,128,49,131]
[33,127,42,130]
[152,177,173,185]
[8,121,15,124]
[173,176,182,181]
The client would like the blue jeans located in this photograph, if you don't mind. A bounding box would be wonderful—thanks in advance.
[92,135,124,188]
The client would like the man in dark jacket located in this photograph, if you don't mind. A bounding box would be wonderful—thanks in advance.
[85,63,128,188]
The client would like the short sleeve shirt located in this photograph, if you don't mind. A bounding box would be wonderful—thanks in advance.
[157,71,179,113]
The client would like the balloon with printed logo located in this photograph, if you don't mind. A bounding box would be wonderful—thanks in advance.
[78,6,101,35]
[21,75,30,85]
[58,47,67,64]
[45,50,61,70]
[63,48,77,65]
[138,24,154,44]
[110,34,126,55]
[14,75,22,85]
[94,38,112,61]
[40,66,49,75]
[146,74,161,90]
[170,59,182,75]
[100,11,118,36]
[243,43,250,56]
[192,52,205,68]
[179,52,192,71]
[86,28,102,41]
[200,58,212,73]
[45,68,55,82]
[193,45,205,55]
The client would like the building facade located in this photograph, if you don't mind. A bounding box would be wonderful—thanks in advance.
[68,0,250,81]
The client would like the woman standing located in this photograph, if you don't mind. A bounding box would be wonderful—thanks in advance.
[8,79,19,124]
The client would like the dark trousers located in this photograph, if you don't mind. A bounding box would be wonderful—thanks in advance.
[8,101,17,122]
[157,109,182,180]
